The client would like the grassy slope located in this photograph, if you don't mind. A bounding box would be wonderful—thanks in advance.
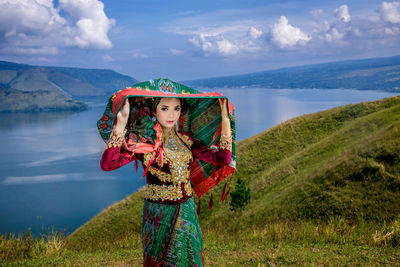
[204,95,400,231]
[65,95,400,247]
[4,95,400,266]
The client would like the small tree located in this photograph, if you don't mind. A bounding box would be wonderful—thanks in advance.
[229,177,250,211]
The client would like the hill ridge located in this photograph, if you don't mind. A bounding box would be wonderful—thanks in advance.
[0,60,138,98]
[64,95,400,251]
[184,55,400,92]
[0,60,139,112]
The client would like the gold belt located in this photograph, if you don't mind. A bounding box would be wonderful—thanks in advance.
[145,183,192,201]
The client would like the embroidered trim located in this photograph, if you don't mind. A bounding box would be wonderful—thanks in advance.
[163,129,193,185]
[176,131,193,147]
[105,128,126,149]
[144,152,168,169]
[145,184,193,201]
[148,166,172,182]
[143,129,194,201]
[219,132,232,152]
[184,182,193,196]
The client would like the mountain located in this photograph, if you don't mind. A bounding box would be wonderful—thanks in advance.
[0,87,88,112]
[65,94,400,251]
[0,60,139,112]
[0,61,138,98]
[184,55,400,92]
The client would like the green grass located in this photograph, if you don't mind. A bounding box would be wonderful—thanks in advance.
[2,220,400,266]
[2,95,400,266]
[203,95,400,230]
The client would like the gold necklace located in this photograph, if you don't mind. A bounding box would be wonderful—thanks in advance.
[162,127,192,185]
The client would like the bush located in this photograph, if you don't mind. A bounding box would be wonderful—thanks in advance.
[229,177,251,211]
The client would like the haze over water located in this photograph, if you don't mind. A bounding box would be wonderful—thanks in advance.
[0,88,397,235]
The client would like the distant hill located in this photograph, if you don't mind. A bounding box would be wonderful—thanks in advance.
[0,61,139,112]
[65,95,400,251]
[0,61,138,98]
[0,87,88,112]
[184,55,400,92]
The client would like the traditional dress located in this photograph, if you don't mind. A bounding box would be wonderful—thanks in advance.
[97,78,236,266]
[101,126,231,266]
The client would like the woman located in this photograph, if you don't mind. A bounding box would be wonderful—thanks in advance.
[98,79,235,266]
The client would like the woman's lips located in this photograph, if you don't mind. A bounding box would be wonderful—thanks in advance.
[167,121,174,123]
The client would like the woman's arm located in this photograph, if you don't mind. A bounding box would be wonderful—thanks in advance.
[100,99,134,171]
[191,138,232,165]
[219,98,232,152]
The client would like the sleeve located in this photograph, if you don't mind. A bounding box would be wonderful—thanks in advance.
[190,135,232,166]
[100,128,134,171]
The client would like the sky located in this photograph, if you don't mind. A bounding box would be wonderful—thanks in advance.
[0,0,400,81]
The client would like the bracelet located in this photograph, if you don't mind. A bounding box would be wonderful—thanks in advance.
[105,128,127,149]
[219,132,232,152]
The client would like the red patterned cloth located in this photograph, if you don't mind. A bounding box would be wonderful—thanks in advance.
[97,78,236,199]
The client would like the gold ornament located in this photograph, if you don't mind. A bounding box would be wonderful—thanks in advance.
[105,128,126,150]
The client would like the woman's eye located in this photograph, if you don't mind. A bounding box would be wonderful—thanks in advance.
[161,107,168,111]
[175,107,181,111]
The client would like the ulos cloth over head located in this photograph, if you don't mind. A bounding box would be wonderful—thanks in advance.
[97,78,236,199]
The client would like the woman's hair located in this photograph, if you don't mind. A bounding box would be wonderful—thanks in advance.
[177,98,189,115]
[154,97,188,116]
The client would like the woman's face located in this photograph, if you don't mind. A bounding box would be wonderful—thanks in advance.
[155,98,181,129]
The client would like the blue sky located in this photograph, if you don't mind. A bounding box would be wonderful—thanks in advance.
[1,0,400,81]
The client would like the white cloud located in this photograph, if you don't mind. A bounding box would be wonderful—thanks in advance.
[248,27,262,39]
[188,29,262,57]
[271,16,311,48]
[216,39,239,55]
[0,0,115,55]
[380,1,400,23]
[318,2,400,44]
[168,3,400,58]
[102,54,115,62]
[59,0,115,49]
[334,5,351,23]
[324,27,345,42]
[166,14,267,57]
[384,26,400,35]
[170,48,182,55]
[188,34,217,56]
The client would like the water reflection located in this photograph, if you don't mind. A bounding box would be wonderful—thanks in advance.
[0,111,78,130]
[211,88,399,140]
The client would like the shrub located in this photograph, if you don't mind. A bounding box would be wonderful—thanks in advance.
[229,177,251,211]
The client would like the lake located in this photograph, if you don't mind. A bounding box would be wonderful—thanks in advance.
[0,88,398,236]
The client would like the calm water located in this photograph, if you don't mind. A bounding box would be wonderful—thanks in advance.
[0,88,397,235]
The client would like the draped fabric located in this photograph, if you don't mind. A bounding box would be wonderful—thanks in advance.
[97,78,236,198]
[142,197,204,266]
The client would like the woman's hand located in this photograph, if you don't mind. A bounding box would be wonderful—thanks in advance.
[115,98,130,133]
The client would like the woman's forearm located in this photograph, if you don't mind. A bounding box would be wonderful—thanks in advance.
[114,117,128,134]
[114,98,130,133]
[221,117,231,137]
[219,100,232,151]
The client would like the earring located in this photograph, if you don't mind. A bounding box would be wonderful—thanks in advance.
[152,116,156,122]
